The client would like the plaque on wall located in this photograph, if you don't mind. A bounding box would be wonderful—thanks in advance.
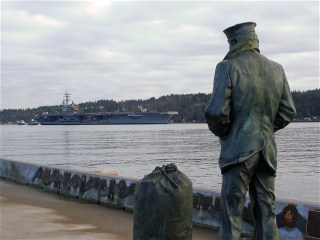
[305,210,320,240]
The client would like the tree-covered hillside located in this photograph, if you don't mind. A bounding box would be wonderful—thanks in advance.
[1,89,319,124]
[292,90,320,120]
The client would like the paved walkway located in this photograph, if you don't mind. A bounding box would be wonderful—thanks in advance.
[0,180,217,239]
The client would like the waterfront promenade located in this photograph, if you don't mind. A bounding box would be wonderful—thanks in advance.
[0,180,217,240]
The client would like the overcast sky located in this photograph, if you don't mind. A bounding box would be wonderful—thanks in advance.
[1,1,319,109]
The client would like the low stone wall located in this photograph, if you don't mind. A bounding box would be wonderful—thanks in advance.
[0,159,319,239]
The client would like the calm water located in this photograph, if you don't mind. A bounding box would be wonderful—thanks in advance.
[1,122,319,203]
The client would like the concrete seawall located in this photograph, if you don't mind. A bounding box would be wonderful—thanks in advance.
[1,159,319,239]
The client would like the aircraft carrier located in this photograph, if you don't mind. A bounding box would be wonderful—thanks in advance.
[36,93,178,125]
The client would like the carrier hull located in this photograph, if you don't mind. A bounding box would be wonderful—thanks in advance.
[37,112,178,125]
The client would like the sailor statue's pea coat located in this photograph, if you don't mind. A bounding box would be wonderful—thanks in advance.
[205,41,296,175]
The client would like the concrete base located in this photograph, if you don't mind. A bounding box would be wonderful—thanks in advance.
[0,159,319,240]
[0,179,217,239]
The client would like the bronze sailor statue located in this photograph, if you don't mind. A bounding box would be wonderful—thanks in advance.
[205,22,296,239]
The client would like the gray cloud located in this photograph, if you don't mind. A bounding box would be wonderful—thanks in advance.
[1,1,319,109]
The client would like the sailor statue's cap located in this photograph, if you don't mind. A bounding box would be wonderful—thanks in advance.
[223,22,257,41]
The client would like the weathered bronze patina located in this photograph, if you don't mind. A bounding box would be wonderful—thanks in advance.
[133,163,193,240]
[205,22,296,239]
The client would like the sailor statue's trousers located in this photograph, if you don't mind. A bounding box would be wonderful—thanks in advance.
[217,152,280,240]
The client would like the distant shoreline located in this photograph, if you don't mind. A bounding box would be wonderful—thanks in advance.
[292,120,320,123]
[1,120,319,125]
